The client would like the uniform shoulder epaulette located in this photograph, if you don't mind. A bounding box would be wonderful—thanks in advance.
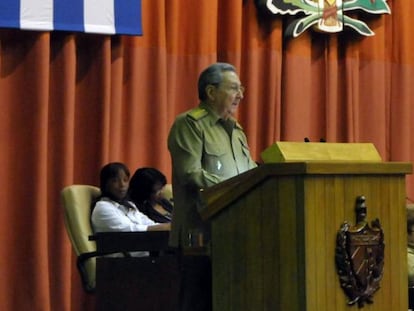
[187,107,208,121]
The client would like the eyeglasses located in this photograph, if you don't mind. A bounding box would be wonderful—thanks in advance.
[212,83,245,94]
[227,84,245,94]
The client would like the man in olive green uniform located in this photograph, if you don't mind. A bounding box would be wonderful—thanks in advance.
[168,63,257,311]
[168,62,257,249]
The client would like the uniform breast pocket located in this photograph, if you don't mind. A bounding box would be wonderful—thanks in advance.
[203,142,226,173]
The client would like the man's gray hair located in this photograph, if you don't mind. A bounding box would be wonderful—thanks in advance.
[198,62,236,101]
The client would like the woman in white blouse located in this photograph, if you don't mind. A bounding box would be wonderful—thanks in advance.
[91,162,171,233]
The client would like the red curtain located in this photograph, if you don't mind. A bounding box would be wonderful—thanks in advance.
[0,0,412,310]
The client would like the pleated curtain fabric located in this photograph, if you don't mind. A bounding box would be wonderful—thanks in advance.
[0,1,413,310]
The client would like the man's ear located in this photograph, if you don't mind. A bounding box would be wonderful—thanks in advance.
[206,85,216,101]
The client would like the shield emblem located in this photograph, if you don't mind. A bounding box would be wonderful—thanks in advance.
[335,196,384,307]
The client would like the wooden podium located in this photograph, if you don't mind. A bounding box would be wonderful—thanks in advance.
[200,143,412,311]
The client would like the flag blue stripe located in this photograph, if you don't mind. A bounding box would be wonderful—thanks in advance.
[0,0,20,28]
[114,0,142,35]
[54,0,84,32]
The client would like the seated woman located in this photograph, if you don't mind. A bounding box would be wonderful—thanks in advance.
[91,162,170,233]
[128,167,173,223]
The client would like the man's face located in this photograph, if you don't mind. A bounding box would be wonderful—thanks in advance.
[212,71,244,120]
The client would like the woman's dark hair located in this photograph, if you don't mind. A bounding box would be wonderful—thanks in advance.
[128,167,167,204]
[99,162,130,201]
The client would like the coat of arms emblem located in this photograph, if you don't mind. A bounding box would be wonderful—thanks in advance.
[335,196,384,307]
[255,0,391,38]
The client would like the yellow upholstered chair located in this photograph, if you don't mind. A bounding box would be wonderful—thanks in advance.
[61,184,101,292]
[61,183,174,293]
[62,183,180,309]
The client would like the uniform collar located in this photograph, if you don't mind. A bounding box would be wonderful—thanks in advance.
[199,102,242,129]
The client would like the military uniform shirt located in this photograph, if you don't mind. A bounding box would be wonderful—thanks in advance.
[167,102,257,247]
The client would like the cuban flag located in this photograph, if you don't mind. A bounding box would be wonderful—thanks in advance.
[0,0,142,35]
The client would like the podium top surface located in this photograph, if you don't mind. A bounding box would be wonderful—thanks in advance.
[261,142,382,163]
[259,161,412,175]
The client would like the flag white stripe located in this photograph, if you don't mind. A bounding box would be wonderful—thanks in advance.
[20,0,53,30]
[84,0,115,34]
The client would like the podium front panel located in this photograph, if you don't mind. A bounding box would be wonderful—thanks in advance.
[208,165,409,311]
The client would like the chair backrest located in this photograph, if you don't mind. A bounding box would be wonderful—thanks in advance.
[61,184,101,292]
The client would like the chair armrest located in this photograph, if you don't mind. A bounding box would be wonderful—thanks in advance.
[79,231,172,293]
[89,231,171,253]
